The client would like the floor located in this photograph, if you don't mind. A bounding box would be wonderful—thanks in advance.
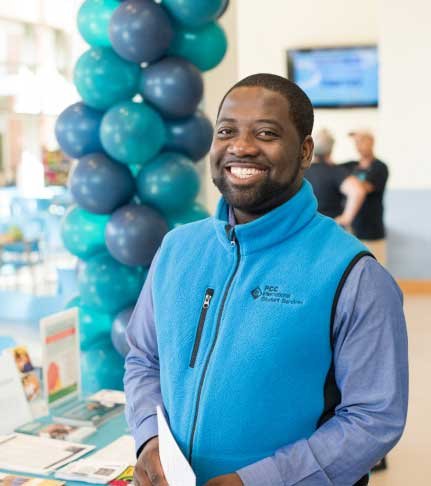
[372,295,431,485]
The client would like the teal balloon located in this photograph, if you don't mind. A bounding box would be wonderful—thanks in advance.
[162,0,227,28]
[78,252,146,314]
[81,335,124,394]
[100,101,166,165]
[74,47,140,110]
[169,22,227,71]
[167,202,210,229]
[65,296,113,350]
[61,205,109,260]
[77,0,120,47]
[136,152,200,214]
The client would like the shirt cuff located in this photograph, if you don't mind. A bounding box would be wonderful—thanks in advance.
[237,457,284,486]
[133,413,158,456]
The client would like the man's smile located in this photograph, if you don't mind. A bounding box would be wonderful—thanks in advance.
[223,162,269,185]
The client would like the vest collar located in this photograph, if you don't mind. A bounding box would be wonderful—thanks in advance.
[213,180,318,255]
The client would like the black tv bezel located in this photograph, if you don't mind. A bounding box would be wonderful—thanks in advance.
[286,45,379,109]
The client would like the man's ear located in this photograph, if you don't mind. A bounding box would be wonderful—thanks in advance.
[300,135,314,170]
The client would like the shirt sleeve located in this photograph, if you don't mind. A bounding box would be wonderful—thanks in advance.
[237,256,409,486]
[124,250,162,455]
[364,161,388,192]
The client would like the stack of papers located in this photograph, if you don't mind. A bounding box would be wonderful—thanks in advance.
[55,461,128,484]
[0,433,95,475]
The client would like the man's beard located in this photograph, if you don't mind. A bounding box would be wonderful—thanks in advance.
[212,162,302,215]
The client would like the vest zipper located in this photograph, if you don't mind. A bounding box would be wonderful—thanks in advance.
[189,288,214,368]
[188,227,241,464]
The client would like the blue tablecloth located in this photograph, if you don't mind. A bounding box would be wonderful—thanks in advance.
[1,412,133,485]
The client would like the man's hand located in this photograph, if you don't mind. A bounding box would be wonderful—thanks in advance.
[204,473,243,485]
[134,436,168,486]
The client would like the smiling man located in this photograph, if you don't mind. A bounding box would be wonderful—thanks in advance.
[125,74,408,486]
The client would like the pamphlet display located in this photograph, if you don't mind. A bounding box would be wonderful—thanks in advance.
[0,353,32,434]
[40,309,80,407]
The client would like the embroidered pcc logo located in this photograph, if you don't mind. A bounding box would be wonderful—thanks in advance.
[250,285,303,305]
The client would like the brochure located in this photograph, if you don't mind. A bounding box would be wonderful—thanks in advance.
[40,308,80,407]
[56,460,129,484]
[0,472,64,485]
[89,435,136,466]
[15,419,96,442]
[88,389,126,406]
[52,400,124,427]
[0,353,32,434]
[10,345,48,419]
[0,433,95,475]
[109,466,134,485]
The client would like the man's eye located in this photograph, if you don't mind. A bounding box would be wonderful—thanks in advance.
[258,130,277,138]
[217,128,232,136]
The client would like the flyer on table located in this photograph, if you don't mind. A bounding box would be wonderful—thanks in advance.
[40,308,80,407]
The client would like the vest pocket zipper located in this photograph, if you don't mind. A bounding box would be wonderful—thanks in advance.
[189,288,214,368]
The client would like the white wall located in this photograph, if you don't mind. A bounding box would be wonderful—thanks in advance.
[378,0,431,189]
[236,0,379,163]
[205,0,431,193]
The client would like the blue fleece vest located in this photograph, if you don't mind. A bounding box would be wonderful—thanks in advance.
[152,181,367,485]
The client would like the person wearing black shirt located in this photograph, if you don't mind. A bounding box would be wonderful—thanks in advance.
[305,128,366,226]
[343,129,389,264]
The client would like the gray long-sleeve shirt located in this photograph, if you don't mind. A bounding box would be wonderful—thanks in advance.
[125,253,408,485]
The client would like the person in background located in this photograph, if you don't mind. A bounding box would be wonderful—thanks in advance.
[305,128,366,226]
[342,130,389,264]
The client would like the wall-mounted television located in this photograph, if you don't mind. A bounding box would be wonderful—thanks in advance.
[287,46,378,108]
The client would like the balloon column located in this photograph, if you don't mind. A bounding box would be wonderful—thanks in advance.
[56,0,230,393]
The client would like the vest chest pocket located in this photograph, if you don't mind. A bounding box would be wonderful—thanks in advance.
[189,288,214,368]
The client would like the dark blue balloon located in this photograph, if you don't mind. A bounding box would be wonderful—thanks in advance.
[55,102,103,158]
[139,57,203,119]
[70,153,135,214]
[165,110,213,161]
[106,204,168,266]
[111,307,133,357]
[109,0,173,63]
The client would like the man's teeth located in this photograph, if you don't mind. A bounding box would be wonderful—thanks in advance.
[230,167,265,179]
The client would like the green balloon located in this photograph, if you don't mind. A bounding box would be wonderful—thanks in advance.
[65,296,113,350]
[77,0,120,47]
[74,47,140,111]
[169,21,227,71]
[167,202,210,229]
[78,252,146,314]
[61,205,109,260]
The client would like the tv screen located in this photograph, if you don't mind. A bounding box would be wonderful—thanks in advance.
[287,46,378,108]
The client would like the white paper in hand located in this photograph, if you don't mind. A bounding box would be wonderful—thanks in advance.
[157,406,196,486]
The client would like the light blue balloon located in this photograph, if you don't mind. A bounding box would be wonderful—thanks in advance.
[162,0,227,28]
[136,152,200,214]
[78,252,146,314]
[77,0,120,47]
[61,205,109,260]
[65,296,113,350]
[74,47,140,110]
[167,201,210,229]
[169,21,227,71]
[81,335,124,394]
[100,100,166,165]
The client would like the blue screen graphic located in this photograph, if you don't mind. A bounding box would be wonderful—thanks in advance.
[288,47,378,107]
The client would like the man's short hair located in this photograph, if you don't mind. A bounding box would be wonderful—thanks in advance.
[217,73,314,141]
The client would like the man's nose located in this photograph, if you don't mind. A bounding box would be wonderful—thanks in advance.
[227,133,259,157]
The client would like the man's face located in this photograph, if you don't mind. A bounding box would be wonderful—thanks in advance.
[210,86,313,216]
[353,134,374,158]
